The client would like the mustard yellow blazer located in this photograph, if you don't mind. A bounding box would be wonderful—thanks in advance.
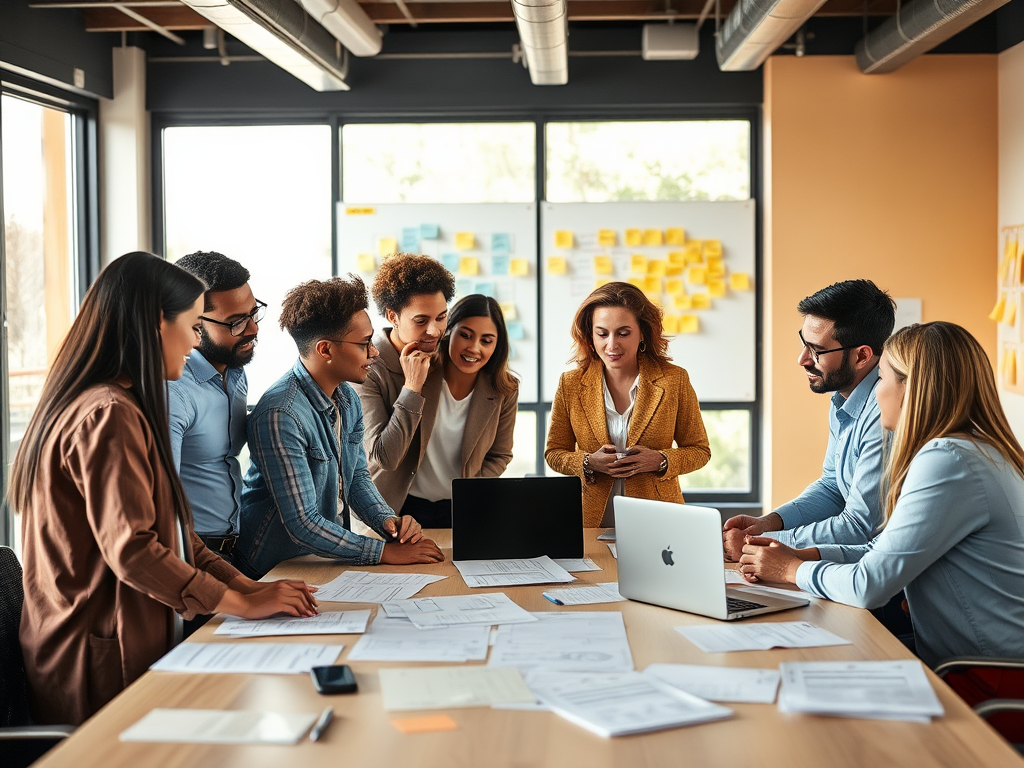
[545,355,711,528]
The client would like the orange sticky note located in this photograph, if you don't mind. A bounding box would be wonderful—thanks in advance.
[668,251,687,266]
[378,238,398,257]
[647,260,667,277]
[663,315,681,334]
[703,239,723,257]
[691,293,712,310]
[644,275,662,294]
[597,229,617,247]
[991,294,1008,322]
[391,715,459,734]
[455,232,475,251]
[643,229,664,247]
[594,255,614,275]
[708,279,727,298]
[685,242,704,264]
[666,228,685,246]
[460,256,479,276]
[356,254,376,272]
[680,314,700,333]
[547,256,568,275]
[627,276,645,289]
[730,272,751,291]
[554,230,574,249]
[630,254,648,273]
[625,228,643,246]
[666,278,684,296]
[674,294,693,310]
[688,267,707,285]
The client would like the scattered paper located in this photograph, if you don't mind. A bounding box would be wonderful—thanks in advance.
[214,610,371,637]
[379,666,535,711]
[552,558,602,573]
[347,616,489,662]
[315,571,445,604]
[543,582,624,606]
[151,643,342,674]
[607,543,617,559]
[453,556,574,588]
[490,612,633,673]
[391,715,459,734]
[120,709,318,745]
[676,622,850,653]
[732,584,819,603]
[389,592,537,629]
[644,664,780,704]
[724,569,744,584]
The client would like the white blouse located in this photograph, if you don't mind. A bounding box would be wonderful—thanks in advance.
[601,373,640,527]
[408,380,472,502]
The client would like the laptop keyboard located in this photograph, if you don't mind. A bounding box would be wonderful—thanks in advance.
[727,596,769,614]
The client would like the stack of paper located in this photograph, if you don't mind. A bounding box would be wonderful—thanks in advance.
[379,666,536,711]
[676,622,850,653]
[214,610,371,637]
[453,556,575,588]
[120,709,319,744]
[315,571,445,603]
[348,616,490,662]
[778,661,944,722]
[151,643,343,674]
[386,593,536,629]
[489,612,634,673]
[527,671,733,737]
[643,664,781,704]
[542,582,624,606]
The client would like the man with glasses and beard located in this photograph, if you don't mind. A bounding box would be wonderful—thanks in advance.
[723,280,896,562]
[168,251,266,564]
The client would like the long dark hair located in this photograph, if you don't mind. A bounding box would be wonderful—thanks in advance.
[9,252,206,531]
[442,294,518,398]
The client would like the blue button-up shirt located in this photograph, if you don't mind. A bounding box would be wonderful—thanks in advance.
[167,350,247,536]
[234,360,396,580]
[766,365,885,548]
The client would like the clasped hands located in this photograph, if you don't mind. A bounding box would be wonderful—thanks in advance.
[587,444,664,478]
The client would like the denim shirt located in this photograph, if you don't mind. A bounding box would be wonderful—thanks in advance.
[235,360,396,579]
[167,350,247,536]
[766,366,885,548]
[798,438,1024,667]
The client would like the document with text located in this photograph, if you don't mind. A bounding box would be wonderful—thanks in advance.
[151,643,342,674]
[489,611,634,673]
[643,663,781,704]
[120,709,318,744]
[389,592,537,629]
[552,558,602,572]
[314,571,445,603]
[379,666,536,711]
[676,622,851,653]
[347,616,490,662]
[453,556,575,588]
[543,582,624,606]
[214,610,371,637]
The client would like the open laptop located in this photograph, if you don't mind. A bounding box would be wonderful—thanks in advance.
[615,497,808,620]
[451,476,584,560]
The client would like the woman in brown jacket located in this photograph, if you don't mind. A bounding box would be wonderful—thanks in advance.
[546,282,711,528]
[13,252,318,726]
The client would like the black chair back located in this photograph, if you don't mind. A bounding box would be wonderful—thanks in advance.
[0,546,30,728]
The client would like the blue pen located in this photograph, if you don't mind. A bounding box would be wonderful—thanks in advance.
[542,593,564,606]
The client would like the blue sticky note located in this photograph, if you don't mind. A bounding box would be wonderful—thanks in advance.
[401,227,419,252]
[492,254,510,276]
[456,279,474,296]
[491,233,511,255]
[475,281,495,298]
[420,223,440,240]
[506,320,525,340]
[441,253,460,273]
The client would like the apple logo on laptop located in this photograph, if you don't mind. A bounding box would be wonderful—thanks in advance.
[661,546,675,566]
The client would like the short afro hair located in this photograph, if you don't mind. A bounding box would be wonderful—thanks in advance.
[371,253,455,318]
[279,275,369,356]
[175,251,250,311]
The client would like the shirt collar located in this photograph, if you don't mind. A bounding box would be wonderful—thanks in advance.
[291,359,345,414]
[602,373,640,413]
[832,364,880,420]
[185,349,224,384]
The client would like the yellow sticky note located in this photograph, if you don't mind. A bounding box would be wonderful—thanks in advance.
[597,229,617,247]
[991,294,1008,322]
[663,315,681,334]
[730,272,752,291]
[647,260,667,277]
[509,259,529,276]
[1006,348,1018,386]
[460,256,479,276]
[378,238,398,257]
[668,251,687,266]
[665,265,683,277]
[644,275,662,294]
[666,278,684,296]
[688,267,707,285]
[703,239,723,257]
[547,256,568,275]
[455,232,475,250]
[685,242,704,264]
[643,229,664,247]
[356,254,376,272]
[391,715,459,734]
[1007,298,1018,327]
[627,276,645,289]
[630,254,648,273]
[707,261,726,279]
[674,294,693,311]
[498,302,517,320]
[555,230,574,249]
[595,278,614,289]
[1000,256,1012,285]
[625,229,643,247]
[691,293,712,310]
[1007,238,1019,262]
[594,255,614,275]
[680,314,700,334]
[666,228,685,246]
[708,279,727,298]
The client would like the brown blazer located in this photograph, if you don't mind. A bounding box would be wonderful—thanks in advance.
[19,384,240,725]
[353,329,518,511]
[545,355,711,528]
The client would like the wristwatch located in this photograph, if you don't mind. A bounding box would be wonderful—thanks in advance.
[582,452,596,484]
[657,452,669,475]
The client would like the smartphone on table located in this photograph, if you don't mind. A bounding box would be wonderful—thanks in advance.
[311,665,358,694]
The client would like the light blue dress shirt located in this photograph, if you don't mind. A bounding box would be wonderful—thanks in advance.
[167,350,247,536]
[797,438,1024,667]
[765,365,885,548]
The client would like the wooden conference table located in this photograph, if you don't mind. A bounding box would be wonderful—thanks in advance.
[31,530,1024,768]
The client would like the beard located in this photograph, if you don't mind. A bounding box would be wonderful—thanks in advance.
[805,351,855,394]
[199,333,257,369]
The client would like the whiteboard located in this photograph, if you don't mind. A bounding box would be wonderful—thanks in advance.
[337,203,539,401]
[540,201,756,402]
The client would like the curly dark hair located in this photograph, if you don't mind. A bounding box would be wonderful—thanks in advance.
[371,253,455,318]
[280,275,369,356]
[569,281,672,370]
[175,251,250,311]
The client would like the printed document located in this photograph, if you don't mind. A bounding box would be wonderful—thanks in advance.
[348,616,490,662]
[379,666,536,711]
[552,558,602,572]
[388,593,536,629]
[120,709,318,744]
[151,643,342,674]
[676,622,851,653]
[214,610,371,637]
[453,556,574,588]
[315,571,445,603]
[543,582,624,606]
[643,663,781,704]
[489,612,634,673]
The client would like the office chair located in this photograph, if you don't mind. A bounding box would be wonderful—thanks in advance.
[0,546,74,767]
[935,656,1024,752]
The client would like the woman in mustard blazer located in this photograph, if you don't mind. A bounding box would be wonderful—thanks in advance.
[545,282,711,528]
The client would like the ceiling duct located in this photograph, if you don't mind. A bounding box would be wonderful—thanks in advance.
[855,0,1012,74]
[512,0,569,85]
[716,0,828,71]
[292,0,383,57]
[181,0,351,91]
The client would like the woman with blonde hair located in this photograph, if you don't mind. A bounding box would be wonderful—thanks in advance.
[545,281,711,528]
[739,321,1024,667]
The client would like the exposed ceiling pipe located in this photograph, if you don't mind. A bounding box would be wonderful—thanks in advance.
[855,0,1012,74]
[292,0,384,56]
[512,0,569,85]
[715,0,828,71]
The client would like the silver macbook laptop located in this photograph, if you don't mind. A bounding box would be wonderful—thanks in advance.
[614,497,809,620]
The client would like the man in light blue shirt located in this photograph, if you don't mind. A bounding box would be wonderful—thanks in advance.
[723,280,895,560]
[168,252,266,563]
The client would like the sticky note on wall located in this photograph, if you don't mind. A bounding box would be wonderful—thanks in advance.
[630,255,648,273]
[691,294,711,310]
[594,256,614,275]
[643,229,664,247]
[420,223,440,240]
[474,281,495,298]
[460,257,479,275]
[708,279,727,298]
[401,227,419,252]
[685,242,704,264]
[666,228,685,246]
[644,276,662,294]
[668,252,687,266]
[498,302,517,320]
[991,293,1008,322]
[547,257,568,275]
[663,315,681,334]
[598,229,617,247]
[628,276,645,290]
[680,315,700,334]
[491,233,511,254]
[647,260,667,277]
[687,267,707,285]
[730,272,752,291]
[625,229,643,247]
[555,230,574,249]
[703,240,723,257]
[1007,297,1019,327]
[441,254,460,274]
[666,278,684,296]
[356,254,376,272]
[506,320,525,340]
[378,238,398,257]
[674,294,693,311]
[509,259,529,276]
[492,254,510,276]
[455,232,476,251]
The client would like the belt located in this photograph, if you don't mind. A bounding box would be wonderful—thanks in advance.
[202,535,238,555]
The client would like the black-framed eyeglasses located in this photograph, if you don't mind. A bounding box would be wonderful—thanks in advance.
[798,330,854,364]
[200,300,267,337]
[323,338,377,357]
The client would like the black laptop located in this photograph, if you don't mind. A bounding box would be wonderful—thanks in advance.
[451,476,584,560]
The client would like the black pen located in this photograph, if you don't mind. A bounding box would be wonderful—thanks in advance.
[310,707,334,742]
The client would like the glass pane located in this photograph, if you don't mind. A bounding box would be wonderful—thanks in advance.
[679,409,751,493]
[163,125,332,404]
[342,123,536,203]
[545,121,750,203]
[504,410,538,478]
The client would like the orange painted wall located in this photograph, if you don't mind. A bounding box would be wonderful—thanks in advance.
[763,55,997,510]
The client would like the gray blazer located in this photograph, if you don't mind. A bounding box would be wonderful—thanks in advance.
[352,328,518,511]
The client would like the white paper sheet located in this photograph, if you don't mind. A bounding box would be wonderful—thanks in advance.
[347,616,490,662]
[732,584,819,602]
[724,569,744,584]
[314,571,445,603]
[607,543,617,559]
[643,663,781,704]
[676,622,851,653]
[214,610,371,637]
[778,660,944,721]
[379,666,536,711]
[151,643,343,674]
[527,671,733,737]
[542,582,624,606]
[453,556,575,588]
[552,558,602,573]
[389,592,537,629]
[120,709,318,744]
[489,612,634,673]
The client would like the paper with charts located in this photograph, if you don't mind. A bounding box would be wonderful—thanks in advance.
[314,571,446,603]
[778,660,944,722]
[379,666,536,711]
[489,612,634,673]
[388,592,537,629]
[453,556,575,588]
[643,663,781,704]
[347,616,490,662]
[151,643,342,674]
[213,609,371,637]
[676,622,851,653]
[526,671,733,738]
[120,709,319,744]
